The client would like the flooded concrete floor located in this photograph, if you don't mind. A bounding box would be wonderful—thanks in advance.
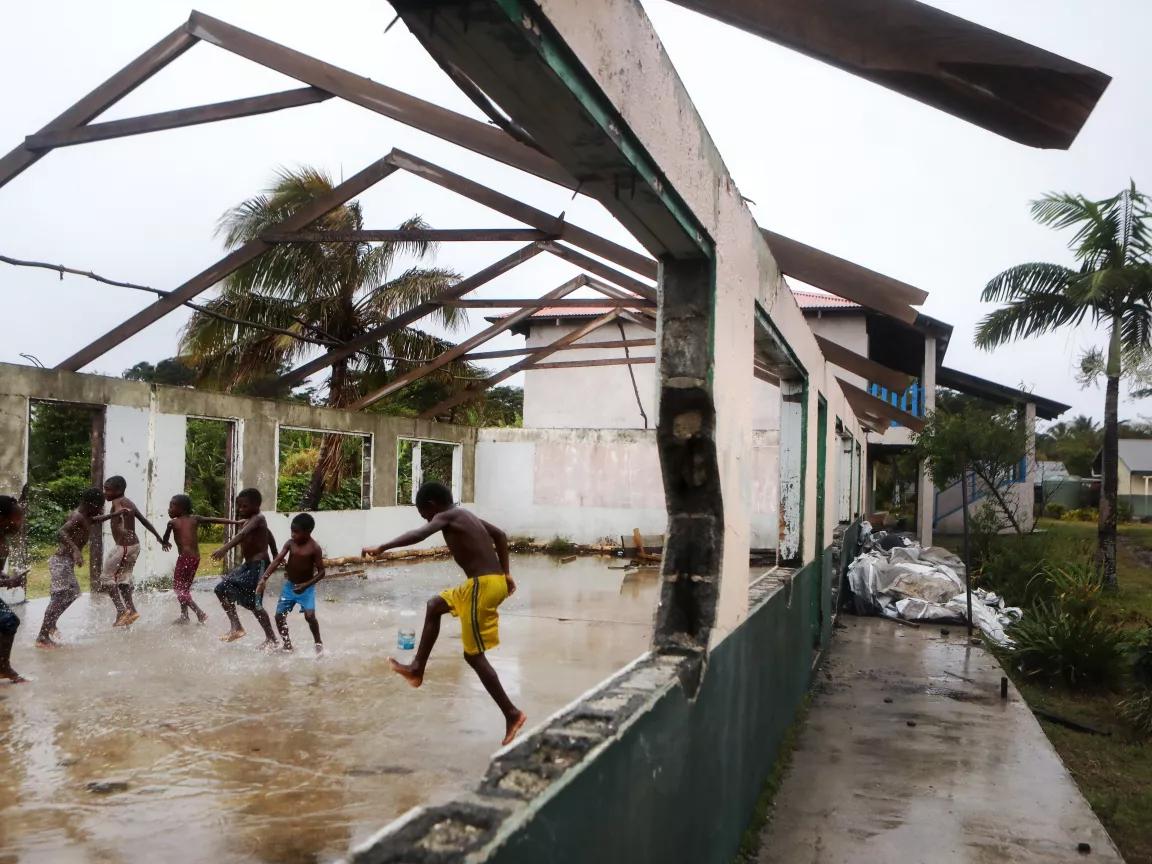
[757,617,1122,864]
[0,555,659,864]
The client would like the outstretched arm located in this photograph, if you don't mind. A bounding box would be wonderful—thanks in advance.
[212,515,260,559]
[196,516,246,526]
[258,541,291,596]
[90,510,124,524]
[132,507,169,549]
[362,514,449,558]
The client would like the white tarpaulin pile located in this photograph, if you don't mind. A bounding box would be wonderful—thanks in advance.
[845,536,1022,644]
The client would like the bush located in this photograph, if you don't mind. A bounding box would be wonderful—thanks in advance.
[1028,560,1102,618]
[1131,629,1152,687]
[1062,507,1099,522]
[1118,687,1152,736]
[978,533,1090,608]
[1117,499,1134,523]
[1009,603,1127,688]
[1044,503,1068,520]
[544,536,577,554]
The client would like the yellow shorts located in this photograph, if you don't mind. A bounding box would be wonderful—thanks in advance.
[439,574,509,656]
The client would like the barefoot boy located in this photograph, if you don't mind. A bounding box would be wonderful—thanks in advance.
[103,475,169,627]
[259,513,325,653]
[362,481,526,745]
[0,495,27,682]
[161,494,245,625]
[37,488,123,648]
[211,488,278,646]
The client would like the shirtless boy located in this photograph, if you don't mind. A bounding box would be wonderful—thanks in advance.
[362,481,526,745]
[259,513,325,653]
[210,488,278,646]
[0,495,28,682]
[103,475,169,627]
[161,494,244,625]
[37,488,123,647]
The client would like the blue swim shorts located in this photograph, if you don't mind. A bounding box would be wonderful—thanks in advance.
[276,580,316,615]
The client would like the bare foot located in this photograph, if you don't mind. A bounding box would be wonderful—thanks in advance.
[125,612,141,625]
[113,614,131,628]
[196,612,208,625]
[389,658,423,688]
[314,643,324,656]
[1,669,27,683]
[259,639,278,651]
[280,643,294,653]
[34,637,61,650]
[502,710,527,746]
[220,629,246,643]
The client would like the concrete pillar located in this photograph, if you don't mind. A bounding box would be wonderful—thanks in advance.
[0,395,27,493]
[916,336,937,544]
[1023,401,1037,529]
[778,381,805,561]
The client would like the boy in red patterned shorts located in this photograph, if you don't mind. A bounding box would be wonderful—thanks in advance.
[161,494,244,625]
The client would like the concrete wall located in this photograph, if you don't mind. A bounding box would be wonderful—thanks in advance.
[475,427,781,548]
[521,320,780,432]
[0,363,478,578]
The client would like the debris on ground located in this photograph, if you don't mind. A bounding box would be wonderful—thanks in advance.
[845,526,1022,645]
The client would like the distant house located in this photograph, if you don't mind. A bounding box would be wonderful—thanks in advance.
[1094,440,1152,517]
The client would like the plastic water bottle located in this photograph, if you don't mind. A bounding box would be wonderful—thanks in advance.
[397,610,416,651]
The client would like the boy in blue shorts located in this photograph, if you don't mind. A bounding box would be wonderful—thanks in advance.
[259,513,325,654]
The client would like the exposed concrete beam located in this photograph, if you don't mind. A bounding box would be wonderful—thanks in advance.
[668,0,1109,149]
[441,298,653,309]
[464,338,654,361]
[262,228,552,243]
[528,356,655,371]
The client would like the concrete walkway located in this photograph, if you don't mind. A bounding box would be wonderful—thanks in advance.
[757,617,1122,864]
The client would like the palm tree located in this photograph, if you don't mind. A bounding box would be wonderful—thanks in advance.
[181,167,467,509]
[975,183,1152,589]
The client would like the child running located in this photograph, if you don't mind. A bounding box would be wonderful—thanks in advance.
[362,481,526,745]
[37,488,122,648]
[102,475,169,627]
[210,488,278,646]
[259,513,325,654]
[0,494,27,682]
[161,494,245,625]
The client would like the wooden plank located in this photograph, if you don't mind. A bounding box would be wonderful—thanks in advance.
[419,310,622,419]
[351,275,591,410]
[386,150,657,279]
[25,87,332,150]
[186,11,574,186]
[814,334,913,393]
[464,338,654,361]
[669,0,1109,149]
[262,228,551,243]
[278,243,545,388]
[540,241,657,301]
[528,357,655,370]
[57,157,399,371]
[441,298,653,309]
[763,229,925,322]
[837,377,925,433]
[0,24,198,190]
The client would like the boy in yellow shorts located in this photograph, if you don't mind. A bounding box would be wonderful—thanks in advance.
[363,481,526,745]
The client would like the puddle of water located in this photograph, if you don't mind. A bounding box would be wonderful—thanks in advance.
[0,554,657,863]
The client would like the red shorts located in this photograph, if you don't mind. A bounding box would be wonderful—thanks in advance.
[173,555,201,603]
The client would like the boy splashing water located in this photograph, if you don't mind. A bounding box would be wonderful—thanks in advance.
[363,482,526,745]
[161,494,245,625]
[259,513,325,654]
[103,475,169,627]
[211,488,278,646]
[37,488,122,648]
[0,495,28,682]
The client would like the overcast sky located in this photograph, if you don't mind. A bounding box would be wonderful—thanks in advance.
[1,1,1148,424]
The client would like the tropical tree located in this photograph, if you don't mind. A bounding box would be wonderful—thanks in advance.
[180,167,468,509]
[975,183,1152,589]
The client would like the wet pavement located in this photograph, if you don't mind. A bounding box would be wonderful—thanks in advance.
[0,555,659,864]
[757,617,1123,864]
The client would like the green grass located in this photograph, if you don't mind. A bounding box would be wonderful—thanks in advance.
[17,541,227,599]
[983,519,1152,864]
